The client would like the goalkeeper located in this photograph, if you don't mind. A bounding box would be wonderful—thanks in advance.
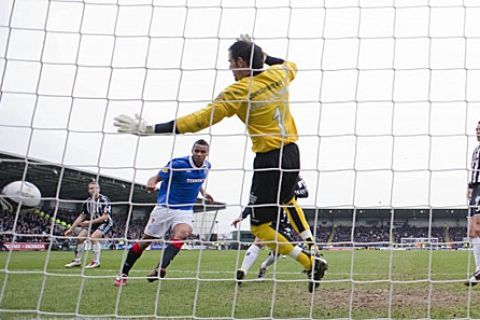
[114,34,327,292]
[232,176,312,283]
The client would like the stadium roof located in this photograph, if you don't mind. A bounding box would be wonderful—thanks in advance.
[0,151,226,213]
[0,151,468,219]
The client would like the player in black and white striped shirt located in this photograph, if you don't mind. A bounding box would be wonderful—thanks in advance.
[64,181,113,269]
[466,122,480,286]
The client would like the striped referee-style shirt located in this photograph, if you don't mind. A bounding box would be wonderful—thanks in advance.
[81,194,112,223]
[471,144,480,186]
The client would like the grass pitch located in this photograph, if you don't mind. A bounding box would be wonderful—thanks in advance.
[0,249,480,319]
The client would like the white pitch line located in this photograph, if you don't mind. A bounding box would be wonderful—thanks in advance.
[2,269,470,277]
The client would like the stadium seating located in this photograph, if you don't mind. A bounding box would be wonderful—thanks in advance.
[0,207,469,248]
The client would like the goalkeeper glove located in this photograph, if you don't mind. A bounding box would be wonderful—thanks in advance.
[237,34,253,42]
[113,114,155,136]
[237,34,271,64]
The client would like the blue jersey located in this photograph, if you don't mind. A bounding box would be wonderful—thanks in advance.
[157,156,211,211]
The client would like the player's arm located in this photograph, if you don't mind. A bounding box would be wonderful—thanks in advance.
[87,197,111,226]
[113,99,239,135]
[146,161,175,192]
[238,33,297,80]
[64,213,86,236]
[174,92,241,133]
[264,54,297,79]
[231,207,252,228]
[264,55,285,66]
[147,175,162,192]
[231,216,243,228]
[237,34,284,65]
[83,213,109,226]
[200,187,214,204]
[113,84,244,135]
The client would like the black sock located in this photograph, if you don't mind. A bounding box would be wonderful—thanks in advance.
[305,237,316,250]
[160,240,183,269]
[122,243,143,275]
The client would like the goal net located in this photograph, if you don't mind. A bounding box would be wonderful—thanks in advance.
[1,0,480,319]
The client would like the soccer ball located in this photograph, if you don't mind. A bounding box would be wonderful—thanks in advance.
[0,181,42,212]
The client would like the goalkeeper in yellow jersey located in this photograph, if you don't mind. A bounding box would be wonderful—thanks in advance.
[113,34,327,292]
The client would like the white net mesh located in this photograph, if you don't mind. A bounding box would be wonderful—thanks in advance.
[2,0,480,318]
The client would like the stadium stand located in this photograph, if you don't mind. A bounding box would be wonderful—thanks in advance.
[0,151,470,250]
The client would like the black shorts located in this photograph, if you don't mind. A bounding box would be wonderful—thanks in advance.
[249,143,300,226]
[89,221,113,235]
[470,184,480,216]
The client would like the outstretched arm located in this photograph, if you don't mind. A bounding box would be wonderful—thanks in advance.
[113,33,289,136]
[113,114,178,136]
[114,87,242,136]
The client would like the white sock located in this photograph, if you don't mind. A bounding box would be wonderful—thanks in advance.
[75,243,84,262]
[240,244,261,274]
[92,242,101,263]
[260,251,278,269]
[287,246,302,259]
[472,238,480,271]
[299,229,314,242]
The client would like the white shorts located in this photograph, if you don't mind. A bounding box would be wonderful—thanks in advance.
[144,206,194,238]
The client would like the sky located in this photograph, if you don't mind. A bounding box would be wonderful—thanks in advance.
[1,0,480,235]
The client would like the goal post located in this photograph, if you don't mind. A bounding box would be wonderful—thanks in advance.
[1,0,480,319]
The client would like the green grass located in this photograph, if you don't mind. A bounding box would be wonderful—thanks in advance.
[1,249,480,319]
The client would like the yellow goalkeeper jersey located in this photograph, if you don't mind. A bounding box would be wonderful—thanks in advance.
[176,61,298,153]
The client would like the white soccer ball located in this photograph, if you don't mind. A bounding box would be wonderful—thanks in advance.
[1,181,42,208]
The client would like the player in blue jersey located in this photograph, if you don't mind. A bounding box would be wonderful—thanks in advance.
[115,139,214,287]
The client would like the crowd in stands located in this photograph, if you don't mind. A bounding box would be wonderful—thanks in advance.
[355,226,391,243]
[315,226,331,243]
[327,225,391,244]
[318,224,467,246]
[111,215,149,240]
[0,206,471,248]
[393,225,445,243]
[449,227,467,242]
[0,209,63,243]
[317,224,467,243]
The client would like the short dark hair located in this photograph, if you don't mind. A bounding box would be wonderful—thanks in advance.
[193,139,209,148]
[88,180,99,187]
[229,41,264,70]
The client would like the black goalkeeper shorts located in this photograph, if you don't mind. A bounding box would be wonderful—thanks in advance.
[248,143,300,226]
